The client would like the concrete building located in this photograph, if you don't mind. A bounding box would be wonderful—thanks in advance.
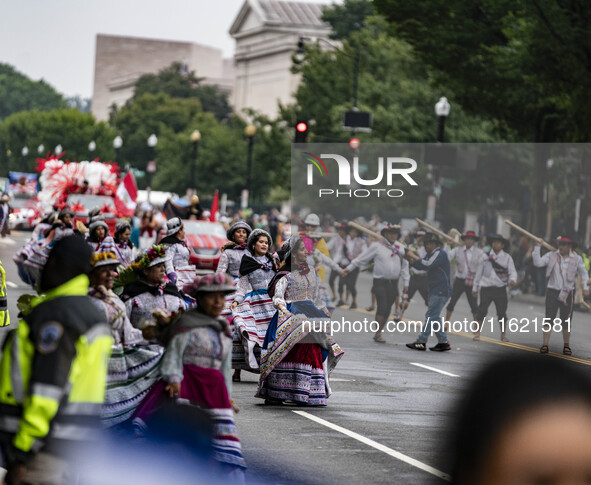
[230,0,331,118]
[92,34,233,121]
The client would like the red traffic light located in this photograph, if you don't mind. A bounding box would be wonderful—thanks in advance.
[296,122,308,133]
[349,138,360,149]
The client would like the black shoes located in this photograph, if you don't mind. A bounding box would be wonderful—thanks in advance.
[430,342,451,352]
[406,342,451,352]
[406,342,426,351]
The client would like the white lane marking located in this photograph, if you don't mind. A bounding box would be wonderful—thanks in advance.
[0,238,16,245]
[410,363,459,378]
[6,281,18,288]
[330,378,353,382]
[293,410,451,482]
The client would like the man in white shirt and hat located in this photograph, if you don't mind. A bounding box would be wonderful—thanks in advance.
[533,236,589,355]
[342,223,409,343]
[472,234,517,342]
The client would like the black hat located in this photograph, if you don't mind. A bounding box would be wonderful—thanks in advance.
[40,235,93,291]
[488,234,510,248]
[423,232,443,245]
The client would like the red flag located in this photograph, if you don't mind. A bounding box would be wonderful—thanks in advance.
[210,190,219,222]
[114,172,138,217]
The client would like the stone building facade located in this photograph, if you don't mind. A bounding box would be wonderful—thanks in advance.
[229,0,330,118]
[92,34,233,121]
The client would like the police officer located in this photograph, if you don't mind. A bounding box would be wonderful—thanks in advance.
[0,236,112,485]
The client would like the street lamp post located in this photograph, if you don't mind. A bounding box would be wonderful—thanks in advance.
[146,134,158,202]
[55,144,63,157]
[88,140,96,160]
[37,144,45,156]
[426,97,451,221]
[21,146,29,172]
[190,130,201,192]
[244,124,256,207]
[113,136,122,164]
[435,96,451,143]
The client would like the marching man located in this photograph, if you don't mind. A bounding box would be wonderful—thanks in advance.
[472,234,517,342]
[533,236,589,355]
[342,223,409,343]
[445,231,482,323]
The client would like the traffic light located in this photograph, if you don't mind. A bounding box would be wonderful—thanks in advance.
[294,120,309,143]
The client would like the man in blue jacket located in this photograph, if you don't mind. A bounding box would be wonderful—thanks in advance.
[405,233,452,351]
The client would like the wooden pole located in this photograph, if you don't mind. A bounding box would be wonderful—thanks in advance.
[415,218,458,245]
[347,221,383,240]
[504,220,554,251]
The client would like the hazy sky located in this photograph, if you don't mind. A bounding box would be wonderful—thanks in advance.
[1,0,331,99]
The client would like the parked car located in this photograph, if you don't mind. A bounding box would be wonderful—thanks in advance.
[66,194,117,234]
[184,220,227,271]
[8,196,41,230]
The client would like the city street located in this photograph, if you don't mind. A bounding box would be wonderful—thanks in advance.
[3,232,590,484]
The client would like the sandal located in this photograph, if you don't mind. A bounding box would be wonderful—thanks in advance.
[563,345,572,356]
[540,345,549,354]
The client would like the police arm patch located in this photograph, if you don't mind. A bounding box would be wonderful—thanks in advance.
[37,322,64,354]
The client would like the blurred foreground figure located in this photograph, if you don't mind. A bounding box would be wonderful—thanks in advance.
[0,236,112,485]
[449,354,591,485]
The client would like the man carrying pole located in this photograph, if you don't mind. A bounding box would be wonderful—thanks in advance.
[472,234,517,342]
[342,223,409,343]
[533,236,589,355]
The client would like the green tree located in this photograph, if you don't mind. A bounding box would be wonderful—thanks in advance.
[0,63,65,119]
[321,0,375,40]
[0,109,117,172]
[133,62,231,121]
[373,0,591,232]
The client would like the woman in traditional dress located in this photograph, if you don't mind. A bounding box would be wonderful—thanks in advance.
[216,221,252,381]
[113,221,135,268]
[88,252,162,427]
[120,245,186,330]
[256,237,344,406]
[159,217,196,291]
[139,210,158,250]
[87,217,116,253]
[230,229,277,373]
[132,273,246,482]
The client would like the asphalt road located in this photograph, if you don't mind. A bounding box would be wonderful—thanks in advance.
[1,233,590,484]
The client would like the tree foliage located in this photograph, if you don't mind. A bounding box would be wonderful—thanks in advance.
[373,0,591,232]
[133,62,232,121]
[0,63,65,119]
[0,109,117,172]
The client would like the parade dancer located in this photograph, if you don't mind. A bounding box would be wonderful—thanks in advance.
[472,234,517,342]
[113,221,135,267]
[326,223,349,306]
[159,217,197,290]
[132,273,246,482]
[343,226,366,309]
[256,237,344,406]
[533,236,589,355]
[342,223,409,343]
[87,217,116,253]
[120,245,186,329]
[406,233,453,352]
[445,231,482,323]
[87,252,162,427]
[230,229,277,370]
[216,220,253,381]
[407,230,429,308]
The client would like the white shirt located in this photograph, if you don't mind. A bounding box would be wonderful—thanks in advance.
[326,236,349,266]
[532,247,589,291]
[450,245,483,279]
[346,240,410,285]
[473,249,517,291]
